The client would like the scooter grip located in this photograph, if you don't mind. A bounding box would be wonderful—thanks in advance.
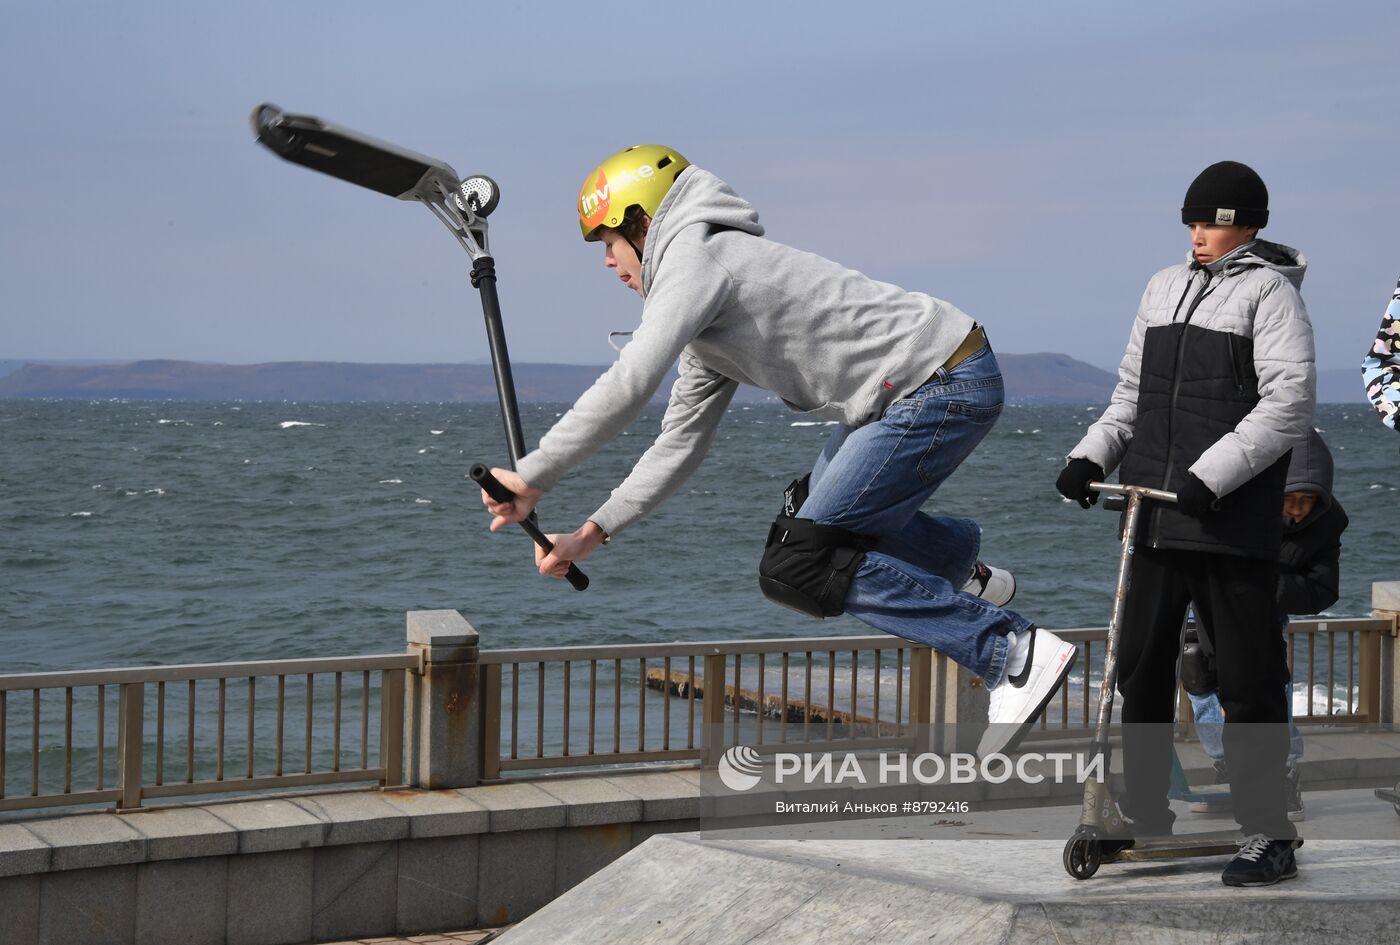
[470,464,590,591]
[470,463,516,504]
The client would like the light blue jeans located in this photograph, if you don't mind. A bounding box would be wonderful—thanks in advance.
[1189,686,1304,768]
[1188,614,1304,767]
[797,344,1032,687]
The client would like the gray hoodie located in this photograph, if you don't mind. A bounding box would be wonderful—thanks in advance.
[515,166,977,536]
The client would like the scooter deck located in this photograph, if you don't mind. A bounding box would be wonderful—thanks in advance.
[1106,829,1242,863]
[1375,786,1400,804]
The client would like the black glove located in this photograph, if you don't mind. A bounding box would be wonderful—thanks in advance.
[1175,474,1218,518]
[1056,458,1105,508]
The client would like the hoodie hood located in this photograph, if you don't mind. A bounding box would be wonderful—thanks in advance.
[1196,239,1307,291]
[640,167,763,294]
[1284,428,1334,526]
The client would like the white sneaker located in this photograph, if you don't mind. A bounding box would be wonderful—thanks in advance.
[978,627,1077,757]
[962,561,1016,607]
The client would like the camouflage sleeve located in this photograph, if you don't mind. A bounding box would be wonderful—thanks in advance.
[1362,278,1400,431]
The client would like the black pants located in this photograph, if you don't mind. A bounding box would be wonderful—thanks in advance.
[1117,546,1296,839]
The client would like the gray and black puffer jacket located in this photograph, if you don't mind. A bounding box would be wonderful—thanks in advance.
[1070,240,1316,559]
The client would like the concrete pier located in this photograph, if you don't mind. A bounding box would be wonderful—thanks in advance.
[495,789,1400,945]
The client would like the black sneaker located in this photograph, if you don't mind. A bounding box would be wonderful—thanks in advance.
[1221,834,1301,887]
[1098,817,1172,862]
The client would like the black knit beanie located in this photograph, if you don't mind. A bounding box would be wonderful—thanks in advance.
[1181,161,1269,228]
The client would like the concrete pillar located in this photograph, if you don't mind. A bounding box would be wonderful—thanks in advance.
[406,610,482,789]
[1375,582,1400,728]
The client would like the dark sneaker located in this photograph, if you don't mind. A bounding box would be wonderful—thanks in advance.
[1099,818,1173,862]
[1287,766,1306,823]
[1097,835,1135,861]
[1221,835,1301,887]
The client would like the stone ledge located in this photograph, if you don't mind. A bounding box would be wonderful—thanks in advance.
[2,740,1399,881]
[466,783,567,833]
[378,788,490,839]
[23,812,146,871]
[536,778,643,828]
[291,792,410,846]
[0,768,703,878]
[0,824,51,878]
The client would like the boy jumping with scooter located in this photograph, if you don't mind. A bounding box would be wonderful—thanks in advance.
[481,145,1076,758]
[1057,161,1316,886]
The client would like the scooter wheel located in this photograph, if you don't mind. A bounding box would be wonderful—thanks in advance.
[1063,831,1101,880]
[1393,781,1400,817]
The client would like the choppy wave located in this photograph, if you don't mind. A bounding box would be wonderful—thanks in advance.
[279,421,325,429]
[1,401,1392,677]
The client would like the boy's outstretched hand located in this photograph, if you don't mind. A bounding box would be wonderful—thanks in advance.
[480,467,543,531]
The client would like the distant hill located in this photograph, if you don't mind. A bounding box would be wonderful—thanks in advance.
[0,354,1120,404]
[0,355,1366,405]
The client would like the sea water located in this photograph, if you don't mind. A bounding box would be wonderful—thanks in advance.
[1,400,1394,669]
[0,398,1395,778]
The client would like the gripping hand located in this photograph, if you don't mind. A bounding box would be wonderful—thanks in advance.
[1056,458,1106,509]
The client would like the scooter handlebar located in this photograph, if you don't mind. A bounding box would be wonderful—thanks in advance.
[470,464,589,592]
[1089,482,1178,505]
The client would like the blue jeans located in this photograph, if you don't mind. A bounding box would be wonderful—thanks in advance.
[1189,685,1304,768]
[798,344,1032,686]
[1188,614,1304,767]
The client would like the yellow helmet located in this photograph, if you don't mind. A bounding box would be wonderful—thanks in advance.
[578,144,690,241]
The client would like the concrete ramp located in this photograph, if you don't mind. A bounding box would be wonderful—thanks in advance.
[497,794,1400,945]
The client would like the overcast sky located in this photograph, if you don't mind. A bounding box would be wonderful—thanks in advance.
[2,1,1396,373]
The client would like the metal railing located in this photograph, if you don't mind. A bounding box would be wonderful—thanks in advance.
[478,616,1395,776]
[478,636,935,778]
[1287,617,1386,722]
[0,654,415,813]
[0,611,1393,812]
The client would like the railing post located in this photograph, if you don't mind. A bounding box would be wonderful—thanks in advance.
[1360,628,1382,725]
[701,653,726,766]
[404,610,481,789]
[909,647,933,755]
[116,682,144,812]
[930,652,987,755]
[482,665,502,782]
[1374,582,1400,728]
[379,668,406,788]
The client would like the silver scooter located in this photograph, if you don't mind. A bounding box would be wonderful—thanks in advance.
[1063,481,1247,879]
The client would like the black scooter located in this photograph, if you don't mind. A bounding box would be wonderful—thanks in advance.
[250,105,586,591]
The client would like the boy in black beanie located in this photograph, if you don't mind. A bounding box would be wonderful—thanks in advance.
[1056,160,1317,886]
